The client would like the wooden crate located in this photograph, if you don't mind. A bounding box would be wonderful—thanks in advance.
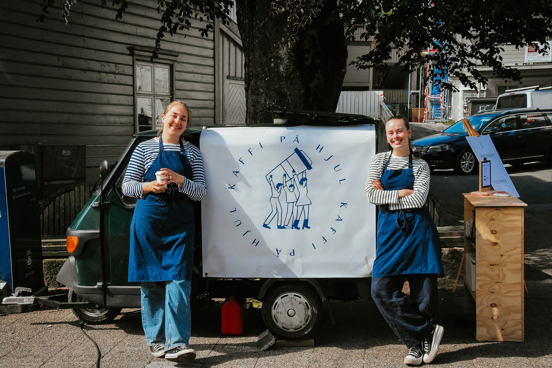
[463,193,526,342]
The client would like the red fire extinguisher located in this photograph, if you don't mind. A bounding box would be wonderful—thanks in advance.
[221,295,244,335]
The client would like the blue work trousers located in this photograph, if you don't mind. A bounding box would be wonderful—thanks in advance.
[141,279,192,350]
[371,274,440,348]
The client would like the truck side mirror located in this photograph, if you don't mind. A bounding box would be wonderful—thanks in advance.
[99,160,109,178]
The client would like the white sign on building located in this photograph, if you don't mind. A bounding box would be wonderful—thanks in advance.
[525,41,552,63]
[200,125,377,278]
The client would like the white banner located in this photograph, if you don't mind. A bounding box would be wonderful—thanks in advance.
[200,125,377,278]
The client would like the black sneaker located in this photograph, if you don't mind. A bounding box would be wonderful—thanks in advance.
[165,345,196,362]
[404,344,423,365]
[423,324,444,363]
[149,342,165,358]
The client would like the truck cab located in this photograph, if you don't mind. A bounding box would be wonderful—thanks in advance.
[55,111,387,339]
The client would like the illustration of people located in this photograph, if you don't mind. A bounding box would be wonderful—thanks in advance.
[283,174,298,228]
[262,175,284,229]
[263,148,312,230]
[292,172,311,229]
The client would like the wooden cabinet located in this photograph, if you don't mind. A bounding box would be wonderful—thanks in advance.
[463,193,526,342]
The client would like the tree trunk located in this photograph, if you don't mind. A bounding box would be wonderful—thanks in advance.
[236,0,347,124]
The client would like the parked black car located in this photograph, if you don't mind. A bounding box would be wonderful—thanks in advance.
[412,108,552,174]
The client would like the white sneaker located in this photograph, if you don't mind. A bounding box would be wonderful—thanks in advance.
[165,345,196,362]
[404,344,423,365]
[423,324,444,363]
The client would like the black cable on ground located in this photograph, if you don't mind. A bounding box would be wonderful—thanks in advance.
[79,321,101,368]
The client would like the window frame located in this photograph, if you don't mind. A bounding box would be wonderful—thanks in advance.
[483,115,520,134]
[130,47,179,133]
[518,113,549,130]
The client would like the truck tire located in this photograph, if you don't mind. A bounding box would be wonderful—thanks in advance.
[68,289,121,324]
[454,149,477,174]
[261,283,321,340]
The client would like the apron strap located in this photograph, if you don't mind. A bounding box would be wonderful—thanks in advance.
[408,153,415,184]
[158,135,166,152]
[159,136,187,159]
[384,150,393,170]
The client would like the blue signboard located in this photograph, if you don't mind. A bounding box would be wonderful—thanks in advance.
[0,152,44,293]
[0,168,12,289]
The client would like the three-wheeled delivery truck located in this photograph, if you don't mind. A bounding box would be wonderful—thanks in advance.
[2,111,388,340]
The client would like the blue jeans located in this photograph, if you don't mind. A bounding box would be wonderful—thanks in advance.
[371,274,440,348]
[141,280,192,349]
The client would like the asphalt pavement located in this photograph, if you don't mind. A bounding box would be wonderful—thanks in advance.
[1,122,551,367]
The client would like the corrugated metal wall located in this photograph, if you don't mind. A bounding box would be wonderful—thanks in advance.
[336,91,381,118]
[0,0,215,182]
[379,90,409,104]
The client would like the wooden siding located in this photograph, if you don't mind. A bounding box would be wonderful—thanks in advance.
[474,44,545,66]
[215,21,245,125]
[499,45,526,65]
[0,0,215,183]
[343,45,372,89]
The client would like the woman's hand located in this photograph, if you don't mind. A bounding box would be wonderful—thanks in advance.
[398,189,414,198]
[159,168,185,187]
[372,179,384,190]
[143,180,168,194]
[142,168,185,194]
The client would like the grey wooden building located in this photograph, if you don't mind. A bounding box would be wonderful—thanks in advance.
[0,0,244,197]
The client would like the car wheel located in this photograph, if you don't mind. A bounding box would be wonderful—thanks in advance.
[68,289,121,324]
[261,284,321,340]
[454,149,477,174]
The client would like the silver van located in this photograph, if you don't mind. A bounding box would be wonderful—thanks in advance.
[495,86,552,109]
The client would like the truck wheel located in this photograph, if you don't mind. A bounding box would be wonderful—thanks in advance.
[68,289,121,324]
[454,149,477,174]
[261,284,321,340]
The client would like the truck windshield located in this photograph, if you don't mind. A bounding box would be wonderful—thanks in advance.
[496,94,527,109]
[444,114,499,134]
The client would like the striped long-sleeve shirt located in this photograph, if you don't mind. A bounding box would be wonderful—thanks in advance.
[365,151,430,210]
[122,137,207,201]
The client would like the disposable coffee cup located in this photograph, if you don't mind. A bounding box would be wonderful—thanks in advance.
[155,171,165,184]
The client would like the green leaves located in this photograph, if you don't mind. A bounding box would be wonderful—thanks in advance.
[35,0,552,89]
[339,0,552,90]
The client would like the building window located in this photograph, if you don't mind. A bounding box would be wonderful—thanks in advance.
[131,47,178,133]
[136,61,172,132]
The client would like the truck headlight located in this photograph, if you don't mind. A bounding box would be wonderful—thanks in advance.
[427,144,450,152]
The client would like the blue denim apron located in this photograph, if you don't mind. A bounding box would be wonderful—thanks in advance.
[372,153,443,277]
[128,137,195,282]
